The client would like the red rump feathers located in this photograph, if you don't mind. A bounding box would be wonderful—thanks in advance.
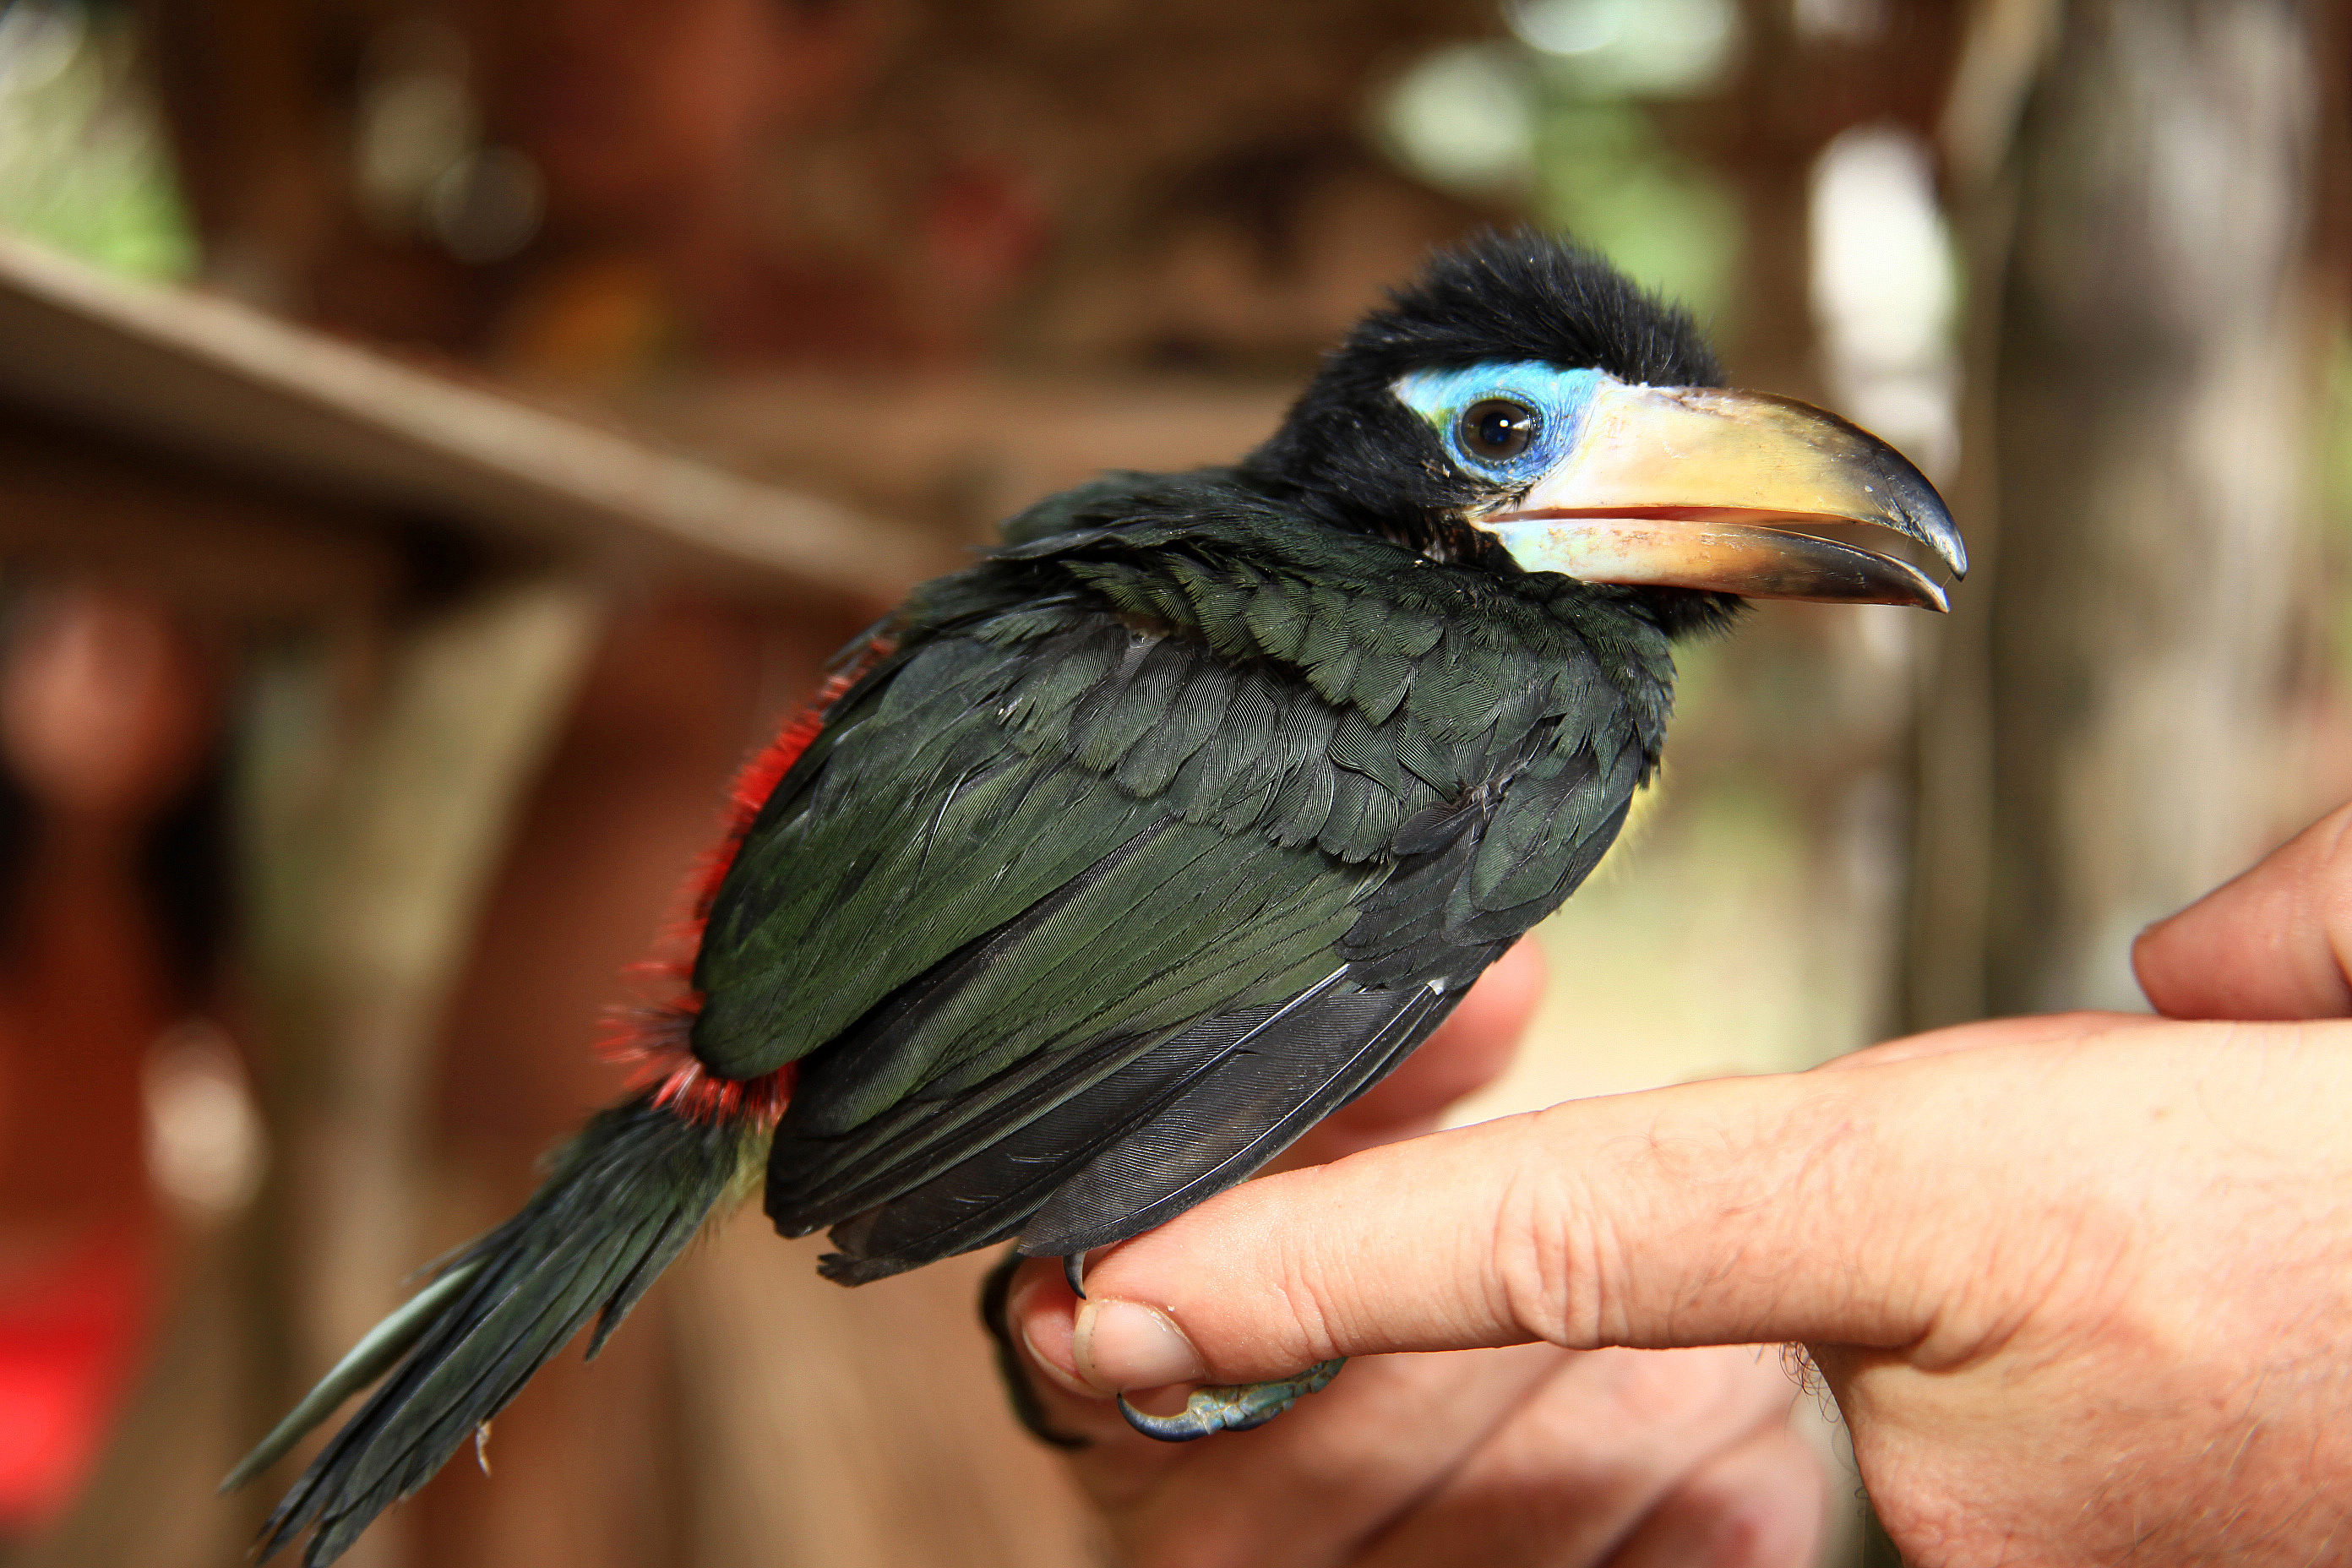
[602,638,895,1125]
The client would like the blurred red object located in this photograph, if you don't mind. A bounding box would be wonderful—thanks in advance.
[0,1225,153,1532]
[0,588,222,1538]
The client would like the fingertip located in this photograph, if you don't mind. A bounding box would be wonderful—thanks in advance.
[1007,1258,1095,1398]
[2132,889,2223,1015]
[1074,1298,1207,1393]
[2128,916,2183,1011]
[2131,804,2352,1021]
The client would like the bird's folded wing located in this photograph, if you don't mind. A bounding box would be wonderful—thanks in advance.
[786,973,1470,1280]
[692,515,1656,1267]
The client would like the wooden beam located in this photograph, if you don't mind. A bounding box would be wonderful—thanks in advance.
[0,238,956,604]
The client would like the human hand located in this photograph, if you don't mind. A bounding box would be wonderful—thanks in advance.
[1017,805,2352,1567]
[1001,939,1828,1567]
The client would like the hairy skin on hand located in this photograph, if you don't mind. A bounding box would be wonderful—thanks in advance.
[1019,803,2352,1568]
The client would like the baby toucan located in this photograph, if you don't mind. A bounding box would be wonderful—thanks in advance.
[229,231,1963,1565]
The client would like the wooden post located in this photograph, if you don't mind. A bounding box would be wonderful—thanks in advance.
[230,576,600,1564]
[1905,0,2317,1025]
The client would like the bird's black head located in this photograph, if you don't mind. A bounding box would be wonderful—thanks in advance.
[1244,231,1965,639]
[1247,232,1721,530]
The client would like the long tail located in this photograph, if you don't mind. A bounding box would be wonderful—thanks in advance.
[227,1094,763,1566]
[228,640,888,1563]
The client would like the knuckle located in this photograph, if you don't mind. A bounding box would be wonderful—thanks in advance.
[1490,1108,1598,1343]
[1264,1191,1346,1362]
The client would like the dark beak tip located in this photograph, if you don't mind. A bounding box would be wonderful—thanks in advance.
[1892,484,1967,581]
[1931,520,1969,581]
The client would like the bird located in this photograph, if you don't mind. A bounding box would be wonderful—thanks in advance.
[226,231,1963,1565]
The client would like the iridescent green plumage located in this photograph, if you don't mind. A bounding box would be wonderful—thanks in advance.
[708,477,1678,1281]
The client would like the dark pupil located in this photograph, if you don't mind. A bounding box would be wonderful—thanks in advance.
[1462,400,1536,461]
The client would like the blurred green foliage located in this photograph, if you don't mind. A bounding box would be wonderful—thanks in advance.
[1529,94,1736,329]
[1376,0,1741,329]
[0,1,192,278]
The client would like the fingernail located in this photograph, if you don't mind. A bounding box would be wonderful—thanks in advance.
[1073,1298,1206,1392]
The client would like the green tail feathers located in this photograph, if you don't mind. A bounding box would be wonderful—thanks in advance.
[231,1093,762,1567]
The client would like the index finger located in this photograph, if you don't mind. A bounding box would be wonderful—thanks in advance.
[2134,803,2352,1021]
[1046,1065,1941,1392]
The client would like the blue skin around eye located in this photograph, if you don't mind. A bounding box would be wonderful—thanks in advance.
[1391,362,1620,488]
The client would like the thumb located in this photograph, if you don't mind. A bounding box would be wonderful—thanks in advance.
[2133,803,2352,1021]
[1058,1054,2005,1392]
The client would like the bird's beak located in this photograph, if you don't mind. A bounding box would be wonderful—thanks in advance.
[1479,384,1967,611]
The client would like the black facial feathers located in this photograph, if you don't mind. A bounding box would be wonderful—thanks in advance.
[1243,231,1720,544]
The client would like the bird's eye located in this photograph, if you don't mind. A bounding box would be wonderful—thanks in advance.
[1458,399,1538,463]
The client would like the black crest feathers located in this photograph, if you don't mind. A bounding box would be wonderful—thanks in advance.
[1244,230,1721,536]
[1339,229,1719,390]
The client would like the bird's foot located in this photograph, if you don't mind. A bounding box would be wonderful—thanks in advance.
[1116,1358,1347,1442]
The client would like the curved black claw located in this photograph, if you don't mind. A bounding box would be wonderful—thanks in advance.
[977,1249,1089,1450]
[1117,1358,1347,1442]
[1064,1250,1087,1298]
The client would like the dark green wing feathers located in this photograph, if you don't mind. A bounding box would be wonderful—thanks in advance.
[696,479,1674,1280]
[236,477,1679,1567]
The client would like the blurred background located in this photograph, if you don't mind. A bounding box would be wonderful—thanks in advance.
[0,0,2345,1563]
